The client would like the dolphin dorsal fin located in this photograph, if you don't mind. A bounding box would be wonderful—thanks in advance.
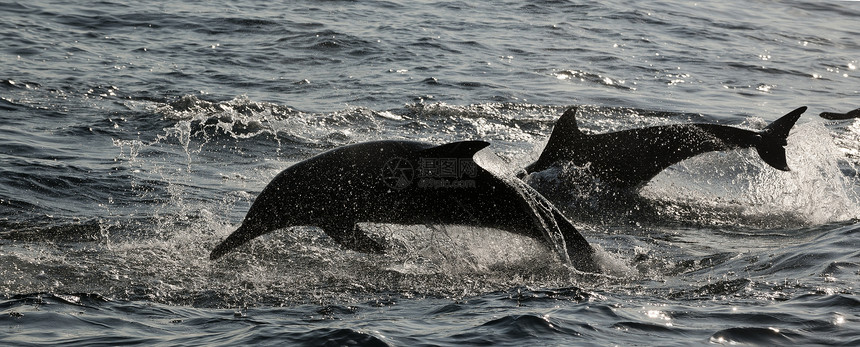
[554,107,584,136]
[523,108,585,173]
[544,108,584,151]
[418,141,491,159]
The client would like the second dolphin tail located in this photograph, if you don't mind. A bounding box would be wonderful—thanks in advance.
[755,106,806,171]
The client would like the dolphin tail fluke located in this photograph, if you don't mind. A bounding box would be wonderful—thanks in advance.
[755,145,789,171]
[551,208,598,273]
[755,106,806,171]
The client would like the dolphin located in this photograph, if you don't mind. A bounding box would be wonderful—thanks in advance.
[524,106,806,191]
[210,140,599,272]
[820,108,860,120]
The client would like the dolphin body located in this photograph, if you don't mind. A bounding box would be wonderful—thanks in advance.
[210,140,598,272]
[524,107,806,191]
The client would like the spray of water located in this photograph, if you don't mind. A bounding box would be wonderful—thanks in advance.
[643,121,859,227]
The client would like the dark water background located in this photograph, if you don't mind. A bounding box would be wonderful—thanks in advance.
[2,1,859,345]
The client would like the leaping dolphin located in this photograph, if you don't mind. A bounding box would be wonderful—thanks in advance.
[524,107,806,191]
[210,140,599,272]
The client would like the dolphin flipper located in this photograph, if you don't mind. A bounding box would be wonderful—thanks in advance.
[756,106,806,171]
[209,222,387,260]
[323,223,387,254]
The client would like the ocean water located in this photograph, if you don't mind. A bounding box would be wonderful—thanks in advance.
[2,0,859,345]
